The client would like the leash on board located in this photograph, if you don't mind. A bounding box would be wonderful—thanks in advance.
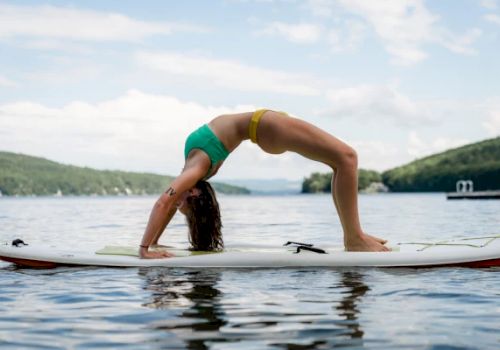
[283,241,327,254]
[398,234,500,251]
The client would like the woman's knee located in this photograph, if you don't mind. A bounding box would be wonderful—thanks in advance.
[337,145,358,169]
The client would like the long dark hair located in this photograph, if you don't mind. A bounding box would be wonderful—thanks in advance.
[185,181,223,251]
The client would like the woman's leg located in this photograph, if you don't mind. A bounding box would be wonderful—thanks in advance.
[256,111,388,252]
[333,169,387,245]
[329,144,388,251]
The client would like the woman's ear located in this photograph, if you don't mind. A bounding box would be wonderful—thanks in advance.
[189,188,202,197]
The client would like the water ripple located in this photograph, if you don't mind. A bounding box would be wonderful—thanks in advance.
[0,195,499,349]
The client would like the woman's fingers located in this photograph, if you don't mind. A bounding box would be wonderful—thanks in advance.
[141,250,174,259]
[162,251,175,258]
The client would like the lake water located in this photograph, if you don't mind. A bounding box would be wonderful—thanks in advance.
[0,194,499,349]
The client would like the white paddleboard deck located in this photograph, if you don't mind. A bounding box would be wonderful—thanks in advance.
[1,236,499,268]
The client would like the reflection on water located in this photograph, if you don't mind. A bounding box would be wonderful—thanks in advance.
[140,269,370,349]
[1,194,499,349]
[140,269,227,349]
[334,272,369,341]
[0,265,498,349]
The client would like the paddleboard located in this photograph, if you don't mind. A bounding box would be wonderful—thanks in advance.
[1,236,499,268]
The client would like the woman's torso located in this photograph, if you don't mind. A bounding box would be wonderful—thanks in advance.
[185,110,296,178]
[207,112,253,152]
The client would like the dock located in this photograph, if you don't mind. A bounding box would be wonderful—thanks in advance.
[447,191,500,200]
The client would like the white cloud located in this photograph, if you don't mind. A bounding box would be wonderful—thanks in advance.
[0,4,205,42]
[439,28,482,55]
[324,84,434,125]
[136,51,321,96]
[20,39,94,54]
[327,19,366,52]
[483,110,500,136]
[1,90,494,179]
[407,131,469,159]
[351,140,403,171]
[0,75,17,87]
[484,14,500,25]
[0,90,254,174]
[335,0,433,65]
[22,61,103,85]
[481,0,498,10]
[305,0,335,18]
[0,90,339,179]
[307,0,481,65]
[474,97,500,136]
[257,22,322,44]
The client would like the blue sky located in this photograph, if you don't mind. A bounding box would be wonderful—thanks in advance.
[1,0,499,180]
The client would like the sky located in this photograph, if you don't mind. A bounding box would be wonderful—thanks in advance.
[1,0,499,180]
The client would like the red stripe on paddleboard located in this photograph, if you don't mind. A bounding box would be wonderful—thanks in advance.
[391,258,500,268]
[0,256,59,268]
[455,258,500,268]
[1,256,499,269]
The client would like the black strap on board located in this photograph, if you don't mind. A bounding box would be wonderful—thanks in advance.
[284,241,327,254]
[12,239,28,247]
[283,241,314,247]
[294,246,327,254]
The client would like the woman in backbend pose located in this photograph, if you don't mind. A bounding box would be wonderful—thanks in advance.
[139,109,389,259]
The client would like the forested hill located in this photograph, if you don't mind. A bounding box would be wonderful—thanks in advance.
[302,169,382,193]
[382,137,500,192]
[302,137,500,193]
[0,151,249,196]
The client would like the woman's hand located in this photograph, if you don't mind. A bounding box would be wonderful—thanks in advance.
[139,247,175,259]
[150,244,173,249]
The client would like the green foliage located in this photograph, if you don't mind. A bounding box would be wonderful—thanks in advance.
[302,172,331,193]
[211,182,250,194]
[0,151,249,196]
[302,169,381,193]
[358,169,382,190]
[382,137,500,192]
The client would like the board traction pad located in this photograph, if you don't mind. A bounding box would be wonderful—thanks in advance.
[95,245,216,257]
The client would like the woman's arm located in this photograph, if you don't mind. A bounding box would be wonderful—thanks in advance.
[150,205,177,246]
[139,166,206,259]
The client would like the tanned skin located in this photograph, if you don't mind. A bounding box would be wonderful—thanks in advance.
[140,111,388,259]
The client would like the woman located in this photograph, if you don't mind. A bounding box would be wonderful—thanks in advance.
[139,109,389,259]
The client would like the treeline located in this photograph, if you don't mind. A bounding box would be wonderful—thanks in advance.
[302,137,500,193]
[302,169,381,193]
[0,151,249,196]
[382,137,500,192]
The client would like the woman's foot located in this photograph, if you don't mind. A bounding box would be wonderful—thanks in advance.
[366,234,387,245]
[345,232,389,252]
